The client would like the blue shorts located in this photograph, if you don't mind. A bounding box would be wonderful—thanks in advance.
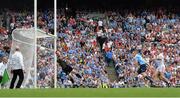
[137,64,147,74]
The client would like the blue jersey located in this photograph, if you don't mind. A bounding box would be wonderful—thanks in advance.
[106,51,113,59]
[135,53,146,65]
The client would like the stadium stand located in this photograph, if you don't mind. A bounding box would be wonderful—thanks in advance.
[0,0,179,88]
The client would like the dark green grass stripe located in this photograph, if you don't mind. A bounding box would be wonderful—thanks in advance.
[0,88,180,97]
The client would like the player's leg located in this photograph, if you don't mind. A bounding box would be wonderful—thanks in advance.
[153,68,159,81]
[158,66,170,87]
[159,72,170,87]
[150,65,157,80]
[138,64,154,86]
[137,66,145,80]
[16,69,24,88]
[143,68,155,86]
[149,65,158,85]
[143,73,154,86]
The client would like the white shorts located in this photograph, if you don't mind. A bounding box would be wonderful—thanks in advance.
[157,65,165,72]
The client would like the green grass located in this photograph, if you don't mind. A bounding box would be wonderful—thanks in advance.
[0,88,180,97]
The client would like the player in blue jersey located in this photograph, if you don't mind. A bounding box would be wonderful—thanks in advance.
[131,48,155,87]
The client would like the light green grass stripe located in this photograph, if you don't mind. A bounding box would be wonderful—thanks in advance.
[0,88,180,97]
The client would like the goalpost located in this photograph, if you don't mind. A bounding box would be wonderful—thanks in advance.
[7,0,57,88]
[8,28,56,88]
[34,0,57,88]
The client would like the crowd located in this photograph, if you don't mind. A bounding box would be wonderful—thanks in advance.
[0,8,179,88]
[37,38,55,88]
[0,10,56,88]
[0,10,35,88]
[56,8,180,88]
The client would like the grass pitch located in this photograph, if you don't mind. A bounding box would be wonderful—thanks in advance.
[0,88,180,97]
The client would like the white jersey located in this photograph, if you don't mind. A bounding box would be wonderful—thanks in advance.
[10,51,24,70]
[0,62,7,76]
[156,53,165,72]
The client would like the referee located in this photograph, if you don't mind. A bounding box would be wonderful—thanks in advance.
[10,46,24,89]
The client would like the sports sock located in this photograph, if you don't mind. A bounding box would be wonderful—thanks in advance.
[145,76,154,84]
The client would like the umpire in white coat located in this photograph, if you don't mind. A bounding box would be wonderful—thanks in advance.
[10,46,24,89]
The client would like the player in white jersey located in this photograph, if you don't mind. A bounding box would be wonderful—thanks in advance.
[155,48,170,87]
[156,52,165,72]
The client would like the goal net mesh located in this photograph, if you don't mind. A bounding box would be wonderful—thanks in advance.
[8,28,55,88]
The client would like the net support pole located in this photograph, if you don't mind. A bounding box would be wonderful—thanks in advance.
[54,0,57,88]
[34,0,37,88]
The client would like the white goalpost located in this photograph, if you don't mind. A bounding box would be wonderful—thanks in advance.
[34,0,57,88]
[8,28,56,88]
[54,0,57,89]
[7,0,57,88]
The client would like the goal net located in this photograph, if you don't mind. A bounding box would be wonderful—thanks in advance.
[7,28,55,88]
